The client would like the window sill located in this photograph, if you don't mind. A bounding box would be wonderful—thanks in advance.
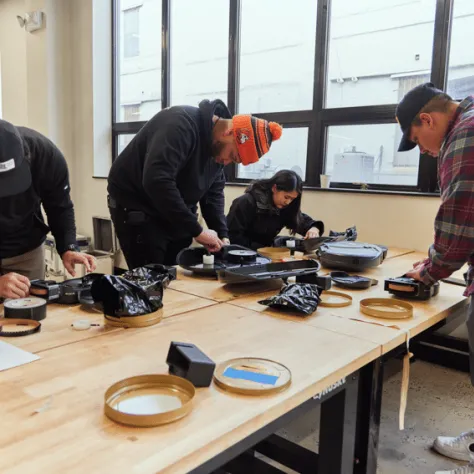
[225,182,440,198]
[304,186,440,198]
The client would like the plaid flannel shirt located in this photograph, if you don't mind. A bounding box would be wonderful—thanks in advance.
[420,96,474,296]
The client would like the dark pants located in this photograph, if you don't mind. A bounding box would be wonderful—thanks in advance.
[109,203,192,269]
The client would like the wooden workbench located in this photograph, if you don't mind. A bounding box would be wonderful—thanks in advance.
[0,304,380,474]
[0,248,468,474]
[170,267,282,302]
[170,248,415,304]
[230,253,468,354]
[384,247,415,260]
[2,288,217,354]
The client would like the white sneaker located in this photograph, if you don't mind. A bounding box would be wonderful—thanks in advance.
[434,430,474,462]
[435,462,474,474]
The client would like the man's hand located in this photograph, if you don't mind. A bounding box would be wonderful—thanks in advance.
[222,238,230,246]
[406,263,425,281]
[305,227,320,239]
[0,273,30,299]
[195,230,224,253]
[62,251,97,277]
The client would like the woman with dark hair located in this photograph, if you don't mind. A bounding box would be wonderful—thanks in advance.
[227,170,324,250]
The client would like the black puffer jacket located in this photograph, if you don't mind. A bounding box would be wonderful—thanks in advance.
[227,187,324,250]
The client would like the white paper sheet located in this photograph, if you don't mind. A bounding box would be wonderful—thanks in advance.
[0,340,40,371]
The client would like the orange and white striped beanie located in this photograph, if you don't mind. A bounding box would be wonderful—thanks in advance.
[232,115,283,166]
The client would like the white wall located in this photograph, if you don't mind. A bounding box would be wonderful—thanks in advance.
[67,0,111,240]
[0,0,27,125]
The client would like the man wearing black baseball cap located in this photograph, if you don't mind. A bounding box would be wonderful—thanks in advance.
[0,119,96,299]
[396,83,474,473]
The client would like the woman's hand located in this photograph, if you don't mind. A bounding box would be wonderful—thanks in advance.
[305,227,320,240]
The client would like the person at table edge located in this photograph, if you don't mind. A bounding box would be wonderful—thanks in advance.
[227,169,324,250]
[0,120,96,300]
[107,99,283,268]
[396,82,474,474]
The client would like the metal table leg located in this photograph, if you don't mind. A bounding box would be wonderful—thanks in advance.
[353,360,384,474]
[318,373,359,474]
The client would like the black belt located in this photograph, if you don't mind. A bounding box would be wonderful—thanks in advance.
[109,197,150,225]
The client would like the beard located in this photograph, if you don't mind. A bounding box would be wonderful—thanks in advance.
[211,140,226,159]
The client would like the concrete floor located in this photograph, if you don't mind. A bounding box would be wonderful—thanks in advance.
[275,360,473,474]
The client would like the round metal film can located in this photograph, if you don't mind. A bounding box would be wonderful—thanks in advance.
[360,298,413,320]
[4,297,47,321]
[104,374,195,427]
[214,357,292,396]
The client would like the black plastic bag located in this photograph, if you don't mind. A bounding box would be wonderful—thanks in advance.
[123,265,175,289]
[329,226,357,241]
[258,283,321,315]
[90,266,172,317]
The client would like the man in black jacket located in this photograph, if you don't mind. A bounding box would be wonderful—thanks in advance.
[108,99,282,268]
[0,120,96,299]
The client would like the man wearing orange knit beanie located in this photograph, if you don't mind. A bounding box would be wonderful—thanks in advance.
[108,99,282,269]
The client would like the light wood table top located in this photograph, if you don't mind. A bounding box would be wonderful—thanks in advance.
[0,303,380,474]
[171,267,282,302]
[0,289,217,354]
[230,291,407,355]
[171,247,415,303]
[230,254,467,354]
[385,247,415,260]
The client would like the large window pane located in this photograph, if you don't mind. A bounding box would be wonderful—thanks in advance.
[116,0,161,122]
[237,127,308,181]
[239,0,317,114]
[326,124,420,186]
[326,0,436,109]
[447,0,474,99]
[171,0,229,106]
[118,134,136,155]
[123,7,140,58]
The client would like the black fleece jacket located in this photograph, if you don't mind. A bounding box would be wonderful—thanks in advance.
[227,187,324,250]
[108,100,230,239]
[0,127,76,258]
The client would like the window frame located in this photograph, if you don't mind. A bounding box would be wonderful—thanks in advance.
[111,0,456,195]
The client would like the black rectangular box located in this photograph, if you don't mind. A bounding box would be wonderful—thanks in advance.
[166,342,216,388]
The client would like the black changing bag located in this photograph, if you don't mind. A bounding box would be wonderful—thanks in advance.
[318,242,387,272]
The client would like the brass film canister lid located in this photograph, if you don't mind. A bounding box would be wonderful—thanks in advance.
[214,357,291,396]
[104,308,163,328]
[319,291,353,308]
[360,298,413,320]
[257,247,291,261]
[104,374,195,427]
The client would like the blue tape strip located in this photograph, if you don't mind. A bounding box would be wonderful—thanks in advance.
[223,367,278,386]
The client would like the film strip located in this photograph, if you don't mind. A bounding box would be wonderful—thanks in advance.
[4,297,47,321]
[0,318,41,337]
